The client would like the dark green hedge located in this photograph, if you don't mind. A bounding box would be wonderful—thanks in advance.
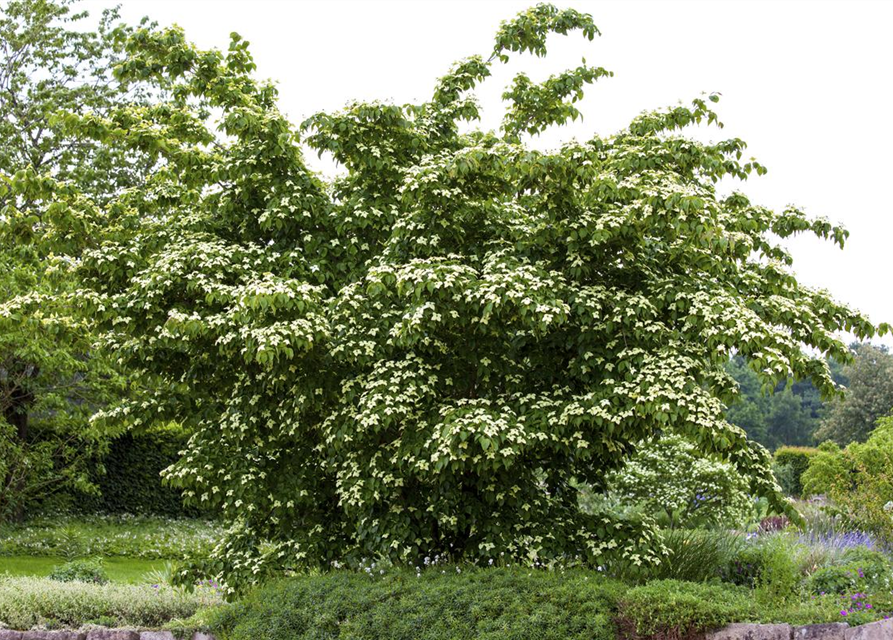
[773,446,819,497]
[79,431,200,517]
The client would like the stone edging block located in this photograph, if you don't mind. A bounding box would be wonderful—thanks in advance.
[86,632,139,640]
[0,634,214,640]
[794,624,850,640]
[844,618,893,640]
[707,623,792,639]
[708,621,892,640]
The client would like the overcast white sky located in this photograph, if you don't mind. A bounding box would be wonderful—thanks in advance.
[83,0,892,347]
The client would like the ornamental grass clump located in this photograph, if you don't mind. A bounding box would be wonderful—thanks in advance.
[14,2,887,593]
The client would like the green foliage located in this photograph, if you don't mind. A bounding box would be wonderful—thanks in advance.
[654,530,745,583]
[48,557,109,585]
[753,535,802,606]
[194,567,893,639]
[772,462,798,498]
[815,344,893,445]
[0,0,155,523]
[0,555,168,583]
[0,514,221,560]
[31,2,886,593]
[803,417,893,542]
[602,433,756,529]
[613,528,745,584]
[142,561,178,588]
[617,580,754,638]
[725,356,841,450]
[78,429,201,517]
[210,568,624,640]
[773,447,818,497]
[720,534,803,596]
[0,575,220,630]
[721,541,763,588]
[619,557,893,634]
[804,547,893,599]
[810,564,873,597]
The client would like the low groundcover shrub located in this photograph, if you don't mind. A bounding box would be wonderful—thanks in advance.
[196,567,893,640]
[4,566,892,637]
[48,557,109,585]
[209,568,625,640]
[617,580,755,639]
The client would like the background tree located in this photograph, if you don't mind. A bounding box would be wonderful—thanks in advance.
[0,0,152,521]
[803,415,893,543]
[814,344,893,445]
[724,354,846,450]
[36,4,886,593]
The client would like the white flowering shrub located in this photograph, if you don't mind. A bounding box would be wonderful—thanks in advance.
[603,434,755,529]
[16,5,886,593]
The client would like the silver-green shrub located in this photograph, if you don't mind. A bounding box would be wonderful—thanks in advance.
[0,576,220,630]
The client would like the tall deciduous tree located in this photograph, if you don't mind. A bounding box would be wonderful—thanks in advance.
[814,344,893,445]
[34,5,886,592]
[0,0,152,521]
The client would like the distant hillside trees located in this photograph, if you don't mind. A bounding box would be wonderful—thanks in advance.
[814,344,893,445]
[726,345,893,450]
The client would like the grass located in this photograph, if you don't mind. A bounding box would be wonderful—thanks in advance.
[0,556,168,584]
[0,514,221,560]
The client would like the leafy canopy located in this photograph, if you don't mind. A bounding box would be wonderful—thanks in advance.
[0,0,152,521]
[803,416,893,543]
[28,3,887,593]
[814,344,893,445]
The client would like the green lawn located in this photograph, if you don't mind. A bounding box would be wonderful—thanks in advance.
[0,556,168,584]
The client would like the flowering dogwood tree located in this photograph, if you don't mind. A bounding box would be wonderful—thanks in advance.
[25,4,886,592]
[603,433,755,529]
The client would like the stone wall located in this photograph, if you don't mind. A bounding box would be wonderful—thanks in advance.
[0,632,216,640]
[706,619,892,640]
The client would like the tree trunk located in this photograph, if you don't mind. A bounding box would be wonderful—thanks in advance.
[3,382,35,522]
